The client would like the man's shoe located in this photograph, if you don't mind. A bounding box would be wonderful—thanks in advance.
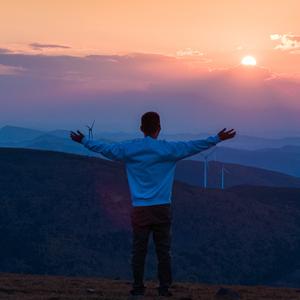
[158,287,173,297]
[128,294,144,300]
[130,287,145,296]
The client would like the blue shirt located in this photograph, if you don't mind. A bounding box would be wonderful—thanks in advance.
[82,134,221,207]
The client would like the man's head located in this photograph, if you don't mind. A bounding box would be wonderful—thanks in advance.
[140,111,161,138]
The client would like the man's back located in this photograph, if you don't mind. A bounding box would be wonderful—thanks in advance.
[122,136,179,207]
[81,134,221,206]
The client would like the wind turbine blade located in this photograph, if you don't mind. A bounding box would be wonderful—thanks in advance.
[224,167,231,174]
[91,120,95,129]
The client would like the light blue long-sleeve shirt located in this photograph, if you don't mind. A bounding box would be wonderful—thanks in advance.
[81,134,221,207]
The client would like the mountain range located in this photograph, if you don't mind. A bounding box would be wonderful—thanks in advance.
[1,125,300,177]
[2,125,300,149]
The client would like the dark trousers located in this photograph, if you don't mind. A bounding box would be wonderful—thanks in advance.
[130,204,172,290]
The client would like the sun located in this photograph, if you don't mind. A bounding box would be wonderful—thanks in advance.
[241,55,257,66]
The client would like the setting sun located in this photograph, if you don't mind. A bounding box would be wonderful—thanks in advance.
[241,56,257,66]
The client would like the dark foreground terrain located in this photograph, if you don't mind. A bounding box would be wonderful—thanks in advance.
[1,273,300,300]
[2,148,300,286]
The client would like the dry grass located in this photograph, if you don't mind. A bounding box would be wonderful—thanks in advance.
[0,273,300,300]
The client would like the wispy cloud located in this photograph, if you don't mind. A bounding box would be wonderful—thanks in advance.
[270,34,300,52]
[176,48,204,57]
[0,64,25,75]
[29,42,71,50]
[0,48,13,54]
[175,48,212,65]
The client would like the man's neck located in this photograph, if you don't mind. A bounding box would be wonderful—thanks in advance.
[144,134,157,139]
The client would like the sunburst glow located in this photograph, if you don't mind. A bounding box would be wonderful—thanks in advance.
[241,56,257,66]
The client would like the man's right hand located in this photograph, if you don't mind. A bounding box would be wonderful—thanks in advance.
[218,128,236,141]
[70,130,85,143]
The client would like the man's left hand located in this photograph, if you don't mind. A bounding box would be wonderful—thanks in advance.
[218,128,236,141]
[70,130,85,143]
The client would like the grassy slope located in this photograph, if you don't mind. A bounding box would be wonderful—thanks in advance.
[2,148,300,287]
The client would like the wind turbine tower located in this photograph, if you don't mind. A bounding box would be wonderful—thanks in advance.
[201,147,217,189]
[221,164,230,189]
[86,120,95,140]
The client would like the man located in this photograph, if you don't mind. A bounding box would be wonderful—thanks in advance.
[70,111,236,298]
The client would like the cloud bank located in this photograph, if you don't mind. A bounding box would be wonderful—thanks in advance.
[0,50,299,136]
[270,34,300,52]
[29,43,71,50]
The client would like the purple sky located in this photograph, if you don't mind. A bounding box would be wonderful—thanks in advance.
[0,51,300,137]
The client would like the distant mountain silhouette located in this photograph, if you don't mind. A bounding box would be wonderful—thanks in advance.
[1,148,300,287]
[0,125,43,144]
[25,133,96,156]
[221,135,300,150]
[1,125,300,177]
[2,125,300,149]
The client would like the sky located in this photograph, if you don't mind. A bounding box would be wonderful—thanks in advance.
[0,0,300,137]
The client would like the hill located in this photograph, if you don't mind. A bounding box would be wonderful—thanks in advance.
[1,148,300,287]
[193,146,300,177]
[1,273,300,300]
[176,160,300,188]
[0,125,43,145]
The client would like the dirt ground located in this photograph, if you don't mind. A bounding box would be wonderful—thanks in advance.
[0,273,300,300]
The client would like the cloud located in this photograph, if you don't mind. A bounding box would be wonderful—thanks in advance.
[176,48,204,57]
[0,48,12,54]
[270,34,300,52]
[0,51,299,135]
[175,48,212,65]
[0,64,25,75]
[270,34,281,40]
[29,42,71,50]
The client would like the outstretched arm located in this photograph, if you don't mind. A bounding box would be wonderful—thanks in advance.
[70,130,125,161]
[163,128,236,161]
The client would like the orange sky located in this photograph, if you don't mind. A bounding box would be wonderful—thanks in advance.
[0,1,300,135]
[1,0,300,74]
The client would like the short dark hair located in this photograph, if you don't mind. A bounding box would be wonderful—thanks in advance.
[141,111,160,135]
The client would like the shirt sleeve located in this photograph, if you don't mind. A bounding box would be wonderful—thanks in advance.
[81,137,126,161]
[162,135,221,161]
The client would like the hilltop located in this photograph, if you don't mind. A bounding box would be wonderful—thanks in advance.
[175,160,300,188]
[1,273,300,300]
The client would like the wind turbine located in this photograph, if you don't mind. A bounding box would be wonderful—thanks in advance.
[220,164,230,189]
[86,120,95,140]
[201,147,217,189]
